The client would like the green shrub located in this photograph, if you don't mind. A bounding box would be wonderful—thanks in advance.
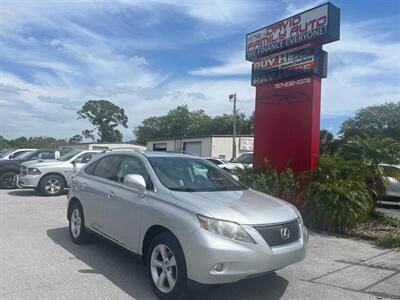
[301,156,374,232]
[235,165,299,201]
[375,233,400,248]
[339,135,400,203]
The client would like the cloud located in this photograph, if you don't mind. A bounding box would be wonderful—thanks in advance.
[38,96,81,111]
[321,19,400,116]
[0,99,14,106]
[0,83,30,94]
[282,0,324,17]
[0,0,398,141]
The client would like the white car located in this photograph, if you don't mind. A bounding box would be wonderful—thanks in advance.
[218,153,253,172]
[380,164,400,206]
[204,157,228,166]
[0,148,37,160]
[19,150,100,196]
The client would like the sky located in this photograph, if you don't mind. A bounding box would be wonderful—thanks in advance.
[0,0,399,141]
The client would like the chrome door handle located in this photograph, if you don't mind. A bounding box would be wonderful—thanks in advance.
[82,183,88,190]
[107,191,115,198]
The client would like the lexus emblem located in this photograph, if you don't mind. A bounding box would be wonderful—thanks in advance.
[280,228,290,240]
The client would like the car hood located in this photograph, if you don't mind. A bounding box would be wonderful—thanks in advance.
[171,189,298,225]
[0,159,21,167]
[22,160,63,168]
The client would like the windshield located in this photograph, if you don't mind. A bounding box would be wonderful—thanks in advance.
[148,156,248,192]
[12,151,36,160]
[233,153,253,164]
[58,150,81,161]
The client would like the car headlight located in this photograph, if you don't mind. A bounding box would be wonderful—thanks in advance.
[198,215,255,244]
[28,168,41,175]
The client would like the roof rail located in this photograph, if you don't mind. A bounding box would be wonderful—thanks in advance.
[101,148,145,153]
[163,150,199,157]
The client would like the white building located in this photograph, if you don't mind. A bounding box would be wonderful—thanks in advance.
[146,135,253,160]
[60,143,146,151]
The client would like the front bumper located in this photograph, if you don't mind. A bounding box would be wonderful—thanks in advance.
[183,223,308,285]
[18,174,41,188]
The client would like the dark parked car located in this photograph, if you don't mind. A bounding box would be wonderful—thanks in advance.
[0,149,62,189]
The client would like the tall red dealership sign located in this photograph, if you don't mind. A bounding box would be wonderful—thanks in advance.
[246,3,340,172]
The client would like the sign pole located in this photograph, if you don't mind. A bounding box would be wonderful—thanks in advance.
[229,93,237,159]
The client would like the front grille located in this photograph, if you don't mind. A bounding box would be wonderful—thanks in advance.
[254,219,300,247]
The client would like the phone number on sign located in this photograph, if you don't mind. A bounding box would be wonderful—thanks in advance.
[274,77,311,89]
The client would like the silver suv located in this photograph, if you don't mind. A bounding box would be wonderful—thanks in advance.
[19,150,100,196]
[67,150,308,299]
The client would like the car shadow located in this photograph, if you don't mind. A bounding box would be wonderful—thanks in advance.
[8,189,68,197]
[47,227,289,300]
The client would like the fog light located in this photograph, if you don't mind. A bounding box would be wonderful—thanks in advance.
[214,263,224,272]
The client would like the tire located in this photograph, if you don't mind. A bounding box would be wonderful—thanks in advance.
[39,174,65,196]
[146,232,188,300]
[68,202,90,244]
[0,172,18,189]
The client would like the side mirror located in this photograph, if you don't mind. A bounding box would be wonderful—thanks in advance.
[231,174,239,181]
[124,174,146,197]
[73,157,83,164]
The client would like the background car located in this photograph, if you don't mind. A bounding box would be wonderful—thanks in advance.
[379,164,400,207]
[218,152,253,172]
[204,157,228,166]
[19,150,100,196]
[0,149,61,189]
[0,148,37,160]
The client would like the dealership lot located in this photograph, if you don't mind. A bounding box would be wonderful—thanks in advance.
[0,189,399,300]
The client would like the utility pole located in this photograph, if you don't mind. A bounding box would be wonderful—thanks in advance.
[229,93,237,160]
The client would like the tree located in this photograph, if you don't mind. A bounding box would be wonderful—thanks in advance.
[68,134,83,145]
[0,136,10,149]
[9,136,28,148]
[320,129,341,155]
[134,105,253,144]
[339,102,400,141]
[77,100,128,143]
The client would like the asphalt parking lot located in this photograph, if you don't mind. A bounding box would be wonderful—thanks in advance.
[0,189,399,300]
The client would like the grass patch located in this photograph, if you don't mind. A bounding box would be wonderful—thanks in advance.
[348,210,400,249]
[375,233,400,248]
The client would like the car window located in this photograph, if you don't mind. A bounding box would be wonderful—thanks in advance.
[75,152,97,164]
[14,151,36,160]
[37,151,55,160]
[115,156,153,189]
[382,166,400,181]
[233,153,253,164]
[206,159,222,165]
[148,156,247,192]
[59,150,81,161]
[92,155,122,180]
[10,150,31,159]
[84,161,98,175]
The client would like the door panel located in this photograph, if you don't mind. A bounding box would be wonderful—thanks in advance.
[82,155,122,232]
[103,183,143,251]
[103,155,151,252]
[80,176,106,230]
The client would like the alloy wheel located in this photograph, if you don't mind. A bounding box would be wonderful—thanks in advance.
[45,178,61,194]
[150,244,177,293]
[70,208,82,238]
